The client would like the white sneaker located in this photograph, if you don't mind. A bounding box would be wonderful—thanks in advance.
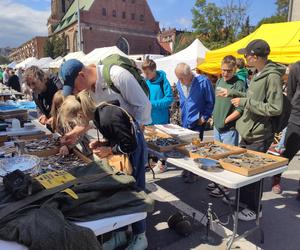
[238,208,262,221]
[102,231,127,250]
[153,160,167,174]
[125,233,148,250]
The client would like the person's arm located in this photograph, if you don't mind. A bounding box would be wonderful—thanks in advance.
[225,110,241,124]
[239,74,283,116]
[61,125,91,145]
[151,78,173,109]
[112,66,152,125]
[201,78,215,121]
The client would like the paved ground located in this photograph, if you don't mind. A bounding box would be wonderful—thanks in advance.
[145,130,300,250]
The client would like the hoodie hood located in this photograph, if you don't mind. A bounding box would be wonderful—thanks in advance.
[253,60,286,81]
[150,70,166,85]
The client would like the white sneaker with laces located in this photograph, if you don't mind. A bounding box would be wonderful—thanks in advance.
[238,208,262,221]
[153,160,167,174]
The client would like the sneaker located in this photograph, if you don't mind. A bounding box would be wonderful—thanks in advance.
[206,182,217,191]
[272,176,282,194]
[268,146,285,156]
[222,196,235,205]
[238,208,262,221]
[152,160,167,174]
[125,233,148,250]
[181,169,189,178]
[183,172,198,183]
[102,231,127,250]
[210,187,230,198]
[272,184,282,194]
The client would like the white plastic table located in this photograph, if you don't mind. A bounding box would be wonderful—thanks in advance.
[166,157,287,249]
[0,212,147,250]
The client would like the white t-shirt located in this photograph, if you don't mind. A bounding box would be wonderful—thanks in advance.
[89,65,152,125]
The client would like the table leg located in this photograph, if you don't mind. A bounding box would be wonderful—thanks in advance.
[256,179,264,244]
[226,188,240,250]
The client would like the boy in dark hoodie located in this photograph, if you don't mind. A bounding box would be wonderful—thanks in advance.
[218,39,284,221]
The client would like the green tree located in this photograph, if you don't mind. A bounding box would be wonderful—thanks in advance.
[44,35,68,58]
[192,0,224,42]
[0,56,10,64]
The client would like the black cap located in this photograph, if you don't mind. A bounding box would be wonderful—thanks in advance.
[238,39,271,57]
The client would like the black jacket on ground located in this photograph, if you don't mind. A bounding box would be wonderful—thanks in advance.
[287,61,300,126]
[7,75,21,92]
[0,162,154,250]
[94,104,137,155]
[33,75,61,118]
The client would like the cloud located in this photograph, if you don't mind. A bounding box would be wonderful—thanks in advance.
[177,17,192,30]
[0,0,50,48]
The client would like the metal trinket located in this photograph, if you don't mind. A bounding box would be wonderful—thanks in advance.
[222,153,276,168]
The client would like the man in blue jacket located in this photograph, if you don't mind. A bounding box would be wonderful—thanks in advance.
[142,58,173,174]
[175,63,215,182]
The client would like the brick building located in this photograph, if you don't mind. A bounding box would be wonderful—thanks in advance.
[157,28,185,54]
[8,36,47,62]
[49,0,162,55]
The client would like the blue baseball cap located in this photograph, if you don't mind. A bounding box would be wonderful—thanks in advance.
[59,59,84,96]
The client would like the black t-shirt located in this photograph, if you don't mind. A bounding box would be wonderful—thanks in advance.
[93,104,137,155]
[33,76,62,118]
[7,75,21,92]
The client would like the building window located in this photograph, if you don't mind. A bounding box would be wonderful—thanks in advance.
[131,13,135,20]
[122,12,126,19]
[140,14,144,22]
[116,37,129,55]
[66,35,70,52]
[102,8,107,16]
[112,10,117,17]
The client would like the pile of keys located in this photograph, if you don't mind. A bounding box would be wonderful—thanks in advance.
[221,153,276,168]
[37,153,87,174]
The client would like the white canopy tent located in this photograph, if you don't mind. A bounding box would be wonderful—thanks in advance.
[16,57,38,69]
[49,52,86,68]
[7,61,17,69]
[154,39,209,84]
[32,57,54,69]
[81,46,127,65]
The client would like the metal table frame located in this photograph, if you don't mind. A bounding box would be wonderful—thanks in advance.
[164,157,287,250]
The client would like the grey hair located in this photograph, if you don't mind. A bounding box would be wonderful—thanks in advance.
[175,63,192,76]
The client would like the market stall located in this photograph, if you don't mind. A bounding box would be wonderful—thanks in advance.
[143,125,288,250]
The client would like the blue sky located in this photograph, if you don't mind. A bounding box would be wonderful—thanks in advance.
[0,0,277,48]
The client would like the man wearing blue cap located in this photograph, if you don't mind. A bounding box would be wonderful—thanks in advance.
[59,58,152,144]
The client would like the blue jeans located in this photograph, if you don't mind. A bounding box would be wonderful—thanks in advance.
[118,122,147,235]
[214,127,239,146]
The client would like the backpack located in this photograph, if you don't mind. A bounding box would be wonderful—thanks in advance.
[271,94,291,133]
[265,75,292,133]
[100,54,150,97]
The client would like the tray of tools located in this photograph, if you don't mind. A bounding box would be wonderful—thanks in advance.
[37,149,92,175]
[177,141,246,160]
[218,149,289,176]
[21,137,61,157]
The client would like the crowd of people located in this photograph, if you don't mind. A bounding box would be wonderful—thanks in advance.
[4,38,297,250]
[0,67,23,92]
